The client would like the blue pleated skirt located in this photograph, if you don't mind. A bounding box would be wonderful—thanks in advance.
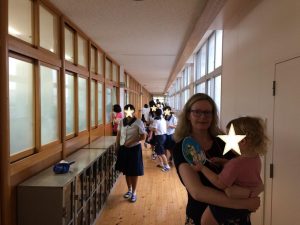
[115,143,144,176]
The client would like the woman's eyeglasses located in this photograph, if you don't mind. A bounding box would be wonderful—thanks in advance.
[190,110,213,117]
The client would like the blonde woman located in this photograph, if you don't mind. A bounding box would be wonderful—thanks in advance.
[173,93,260,225]
[193,116,267,225]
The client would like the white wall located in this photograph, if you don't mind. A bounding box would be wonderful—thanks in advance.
[217,0,300,224]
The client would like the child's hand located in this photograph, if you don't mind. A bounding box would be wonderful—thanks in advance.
[191,162,204,172]
[210,157,228,166]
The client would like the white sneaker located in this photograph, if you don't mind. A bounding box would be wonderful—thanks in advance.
[161,166,170,172]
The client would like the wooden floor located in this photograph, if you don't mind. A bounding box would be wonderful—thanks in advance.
[95,144,187,225]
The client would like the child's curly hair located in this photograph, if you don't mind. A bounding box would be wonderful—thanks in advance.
[226,116,268,155]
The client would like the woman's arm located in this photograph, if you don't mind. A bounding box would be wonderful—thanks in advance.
[179,163,260,211]
[225,185,251,199]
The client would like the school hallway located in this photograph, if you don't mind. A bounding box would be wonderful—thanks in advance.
[96,145,187,225]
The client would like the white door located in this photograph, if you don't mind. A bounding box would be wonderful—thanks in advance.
[272,57,300,224]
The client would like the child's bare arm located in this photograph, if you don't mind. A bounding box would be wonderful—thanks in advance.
[210,157,229,166]
[192,163,227,190]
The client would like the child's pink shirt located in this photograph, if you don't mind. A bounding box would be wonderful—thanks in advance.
[218,155,262,196]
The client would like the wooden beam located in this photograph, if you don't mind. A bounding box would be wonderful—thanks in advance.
[0,0,11,224]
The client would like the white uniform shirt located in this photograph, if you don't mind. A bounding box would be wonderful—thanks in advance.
[166,115,177,135]
[142,107,150,122]
[118,118,146,147]
[151,118,167,135]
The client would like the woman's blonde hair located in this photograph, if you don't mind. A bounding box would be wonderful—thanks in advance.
[227,116,268,155]
[174,93,223,142]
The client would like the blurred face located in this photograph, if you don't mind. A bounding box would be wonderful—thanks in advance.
[188,100,213,132]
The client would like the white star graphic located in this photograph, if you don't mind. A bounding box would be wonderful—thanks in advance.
[164,109,171,116]
[151,105,157,111]
[124,107,134,118]
[217,124,246,155]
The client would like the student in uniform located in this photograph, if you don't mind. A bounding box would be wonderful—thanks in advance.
[115,104,147,203]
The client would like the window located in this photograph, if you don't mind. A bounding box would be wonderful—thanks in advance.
[91,80,96,127]
[9,0,33,44]
[208,35,216,73]
[65,73,75,136]
[126,74,130,88]
[78,77,88,132]
[124,90,129,105]
[112,63,118,82]
[64,26,75,63]
[105,58,111,80]
[196,82,205,93]
[168,30,223,113]
[97,83,103,124]
[39,4,58,53]
[9,57,34,155]
[215,30,223,68]
[97,51,104,75]
[105,87,112,123]
[112,87,117,106]
[214,75,221,112]
[90,46,96,73]
[195,43,207,80]
[194,31,223,111]
[40,66,59,145]
[77,35,88,67]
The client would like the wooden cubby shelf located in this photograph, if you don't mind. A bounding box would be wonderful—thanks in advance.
[17,136,118,225]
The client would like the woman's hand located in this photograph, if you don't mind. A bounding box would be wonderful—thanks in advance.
[246,197,260,212]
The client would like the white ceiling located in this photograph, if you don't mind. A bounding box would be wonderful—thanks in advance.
[48,0,222,95]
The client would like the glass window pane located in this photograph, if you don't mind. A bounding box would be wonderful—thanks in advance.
[97,51,103,75]
[90,47,96,73]
[9,57,34,154]
[215,30,223,68]
[112,87,117,106]
[120,71,124,83]
[9,0,33,44]
[105,59,111,80]
[207,79,212,97]
[214,75,222,113]
[78,35,88,67]
[126,75,130,88]
[39,5,58,54]
[208,34,215,73]
[65,73,75,136]
[112,64,118,82]
[97,83,103,124]
[196,82,205,93]
[91,80,96,127]
[200,44,207,77]
[40,66,59,145]
[105,88,112,123]
[65,27,74,63]
[78,77,87,131]
[195,51,201,80]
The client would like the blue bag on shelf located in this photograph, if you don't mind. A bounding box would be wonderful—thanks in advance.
[53,160,75,174]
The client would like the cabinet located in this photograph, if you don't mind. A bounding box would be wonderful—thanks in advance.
[18,136,118,225]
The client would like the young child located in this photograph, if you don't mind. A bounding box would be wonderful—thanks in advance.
[192,116,268,225]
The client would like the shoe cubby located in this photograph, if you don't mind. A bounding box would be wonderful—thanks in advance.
[18,136,118,225]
